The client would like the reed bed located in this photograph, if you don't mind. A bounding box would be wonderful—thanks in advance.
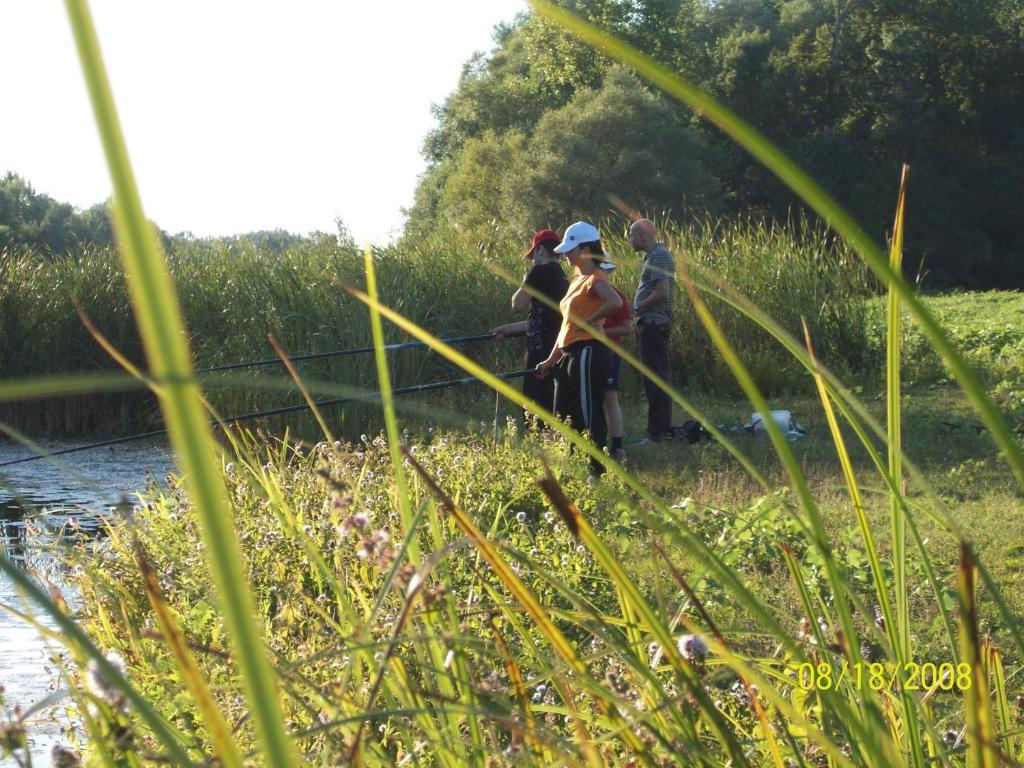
[0,217,877,437]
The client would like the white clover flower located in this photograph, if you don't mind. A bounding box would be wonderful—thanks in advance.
[677,634,708,663]
[515,511,527,523]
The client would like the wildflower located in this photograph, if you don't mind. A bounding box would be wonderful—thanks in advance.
[86,650,128,709]
[423,583,446,607]
[677,634,708,663]
[797,617,814,644]
[942,730,958,748]
[731,679,758,708]
[339,512,370,536]
[50,743,82,767]
[873,604,885,630]
[515,511,527,524]
[0,721,26,752]
[331,494,354,511]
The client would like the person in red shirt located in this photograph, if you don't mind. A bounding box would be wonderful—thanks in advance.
[599,263,633,461]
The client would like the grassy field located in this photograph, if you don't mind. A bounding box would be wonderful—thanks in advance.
[29,289,1018,766]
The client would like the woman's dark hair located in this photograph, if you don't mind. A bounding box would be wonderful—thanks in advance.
[576,239,605,268]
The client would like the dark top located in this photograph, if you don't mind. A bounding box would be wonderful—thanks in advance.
[525,261,569,356]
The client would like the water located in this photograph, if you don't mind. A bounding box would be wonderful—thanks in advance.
[0,439,173,765]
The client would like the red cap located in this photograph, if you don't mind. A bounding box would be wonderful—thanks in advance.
[525,229,560,258]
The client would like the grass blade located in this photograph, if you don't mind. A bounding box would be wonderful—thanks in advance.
[958,544,999,768]
[62,2,297,763]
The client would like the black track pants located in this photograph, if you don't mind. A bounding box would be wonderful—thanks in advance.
[523,346,557,423]
[639,320,672,440]
[553,340,610,474]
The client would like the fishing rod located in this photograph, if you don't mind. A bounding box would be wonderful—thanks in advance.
[0,368,534,468]
[197,331,521,374]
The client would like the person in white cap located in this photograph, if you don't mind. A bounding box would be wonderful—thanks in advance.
[536,221,622,478]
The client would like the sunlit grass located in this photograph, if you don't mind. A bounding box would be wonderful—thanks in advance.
[0,0,1022,766]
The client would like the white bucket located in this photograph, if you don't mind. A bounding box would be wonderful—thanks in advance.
[751,410,794,432]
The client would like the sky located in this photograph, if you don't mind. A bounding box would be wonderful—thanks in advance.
[1,1,528,244]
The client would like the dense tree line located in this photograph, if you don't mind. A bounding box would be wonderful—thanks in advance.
[0,172,343,257]
[0,172,116,254]
[405,0,1023,288]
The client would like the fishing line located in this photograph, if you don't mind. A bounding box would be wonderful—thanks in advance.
[0,369,533,468]
[197,332,520,374]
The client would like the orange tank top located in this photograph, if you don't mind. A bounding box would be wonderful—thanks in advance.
[555,270,608,349]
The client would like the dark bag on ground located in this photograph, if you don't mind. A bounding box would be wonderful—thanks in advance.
[673,420,713,444]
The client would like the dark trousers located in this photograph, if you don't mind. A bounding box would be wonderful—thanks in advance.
[553,340,610,474]
[523,347,556,424]
[639,320,672,440]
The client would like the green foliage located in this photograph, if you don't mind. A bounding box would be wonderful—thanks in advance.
[0,172,115,254]
[0,216,878,435]
[519,66,722,225]
[412,0,1024,287]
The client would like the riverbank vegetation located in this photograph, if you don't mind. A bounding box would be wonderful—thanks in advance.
[1,216,879,437]
[2,0,1023,765]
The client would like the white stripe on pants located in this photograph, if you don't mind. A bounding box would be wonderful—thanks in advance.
[579,345,591,429]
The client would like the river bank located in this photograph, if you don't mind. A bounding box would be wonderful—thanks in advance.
[0,439,171,766]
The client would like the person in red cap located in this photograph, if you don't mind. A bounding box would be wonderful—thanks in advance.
[492,230,569,421]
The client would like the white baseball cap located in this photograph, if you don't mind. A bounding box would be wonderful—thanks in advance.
[553,221,601,253]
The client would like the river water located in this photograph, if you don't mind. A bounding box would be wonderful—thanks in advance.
[0,439,173,765]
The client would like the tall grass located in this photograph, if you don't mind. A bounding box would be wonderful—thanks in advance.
[0,216,877,436]
[1,1,1021,767]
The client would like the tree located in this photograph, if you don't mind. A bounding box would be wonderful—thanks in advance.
[516,67,722,227]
